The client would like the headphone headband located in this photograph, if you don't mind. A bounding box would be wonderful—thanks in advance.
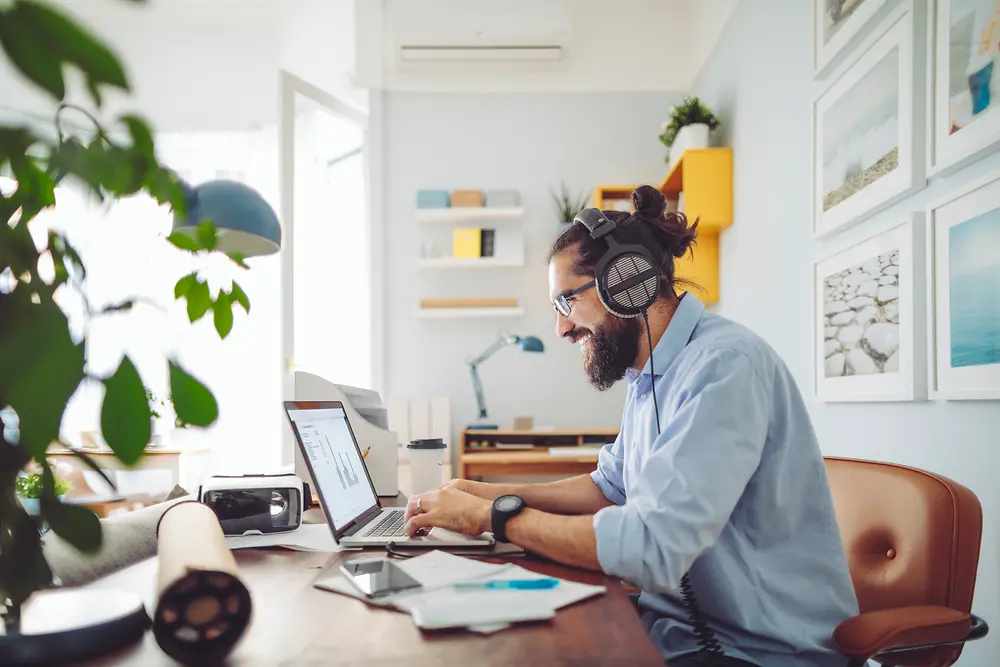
[573,208,619,240]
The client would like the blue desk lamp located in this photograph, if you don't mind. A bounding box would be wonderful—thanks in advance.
[171,179,282,256]
[467,331,544,430]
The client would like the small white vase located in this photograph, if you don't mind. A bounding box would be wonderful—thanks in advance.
[669,122,711,170]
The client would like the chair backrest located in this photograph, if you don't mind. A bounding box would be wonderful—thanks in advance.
[824,457,983,666]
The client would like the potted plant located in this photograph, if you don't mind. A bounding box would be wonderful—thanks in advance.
[551,182,590,235]
[146,389,191,447]
[16,472,70,518]
[658,96,721,168]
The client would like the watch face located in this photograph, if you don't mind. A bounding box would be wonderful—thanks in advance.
[496,495,521,512]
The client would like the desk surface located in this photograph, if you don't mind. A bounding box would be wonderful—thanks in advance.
[75,504,663,666]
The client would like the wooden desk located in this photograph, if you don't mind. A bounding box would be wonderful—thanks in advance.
[74,504,662,666]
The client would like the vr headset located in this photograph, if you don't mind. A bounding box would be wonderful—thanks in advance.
[198,473,314,536]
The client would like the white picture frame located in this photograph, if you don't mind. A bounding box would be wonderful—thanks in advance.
[813,214,926,402]
[927,172,1000,400]
[928,0,1000,177]
[813,0,889,77]
[812,1,927,239]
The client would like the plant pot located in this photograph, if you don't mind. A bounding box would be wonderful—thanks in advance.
[19,497,40,516]
[668,122,711,170]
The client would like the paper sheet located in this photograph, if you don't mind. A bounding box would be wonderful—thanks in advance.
[225,524,340,552]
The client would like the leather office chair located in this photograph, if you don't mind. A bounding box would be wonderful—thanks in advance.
[825,457,989,667]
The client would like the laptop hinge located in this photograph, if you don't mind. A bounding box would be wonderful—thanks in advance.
[342,506,381,537]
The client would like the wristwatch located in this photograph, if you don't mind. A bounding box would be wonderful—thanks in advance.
[491,494,525,543]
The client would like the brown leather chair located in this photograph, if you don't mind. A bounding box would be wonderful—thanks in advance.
[825,457,989,666]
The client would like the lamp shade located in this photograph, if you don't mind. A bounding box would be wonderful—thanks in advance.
[172,180,281,257]
[516,336,545,353]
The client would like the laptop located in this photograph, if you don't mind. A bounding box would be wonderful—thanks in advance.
[283,401,494,548]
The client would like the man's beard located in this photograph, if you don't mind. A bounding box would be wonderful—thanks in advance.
[569,315,641,391]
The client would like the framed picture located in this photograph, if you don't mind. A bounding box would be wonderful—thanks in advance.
[927,173,1000,399]
[813,0,889,76]
[812,1,927,239]
[814,214,926,402]
[929,0,1000,175]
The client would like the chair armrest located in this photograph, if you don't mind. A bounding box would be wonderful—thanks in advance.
[833,606,971,659]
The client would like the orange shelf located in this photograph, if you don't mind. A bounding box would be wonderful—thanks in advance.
[659,148,732,234]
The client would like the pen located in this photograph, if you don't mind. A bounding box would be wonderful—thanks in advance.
[454,578,560,590]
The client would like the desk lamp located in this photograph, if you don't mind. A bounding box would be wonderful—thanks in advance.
[171,179,282,256]
[467,331,544,430]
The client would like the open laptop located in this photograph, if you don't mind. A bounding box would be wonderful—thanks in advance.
[283,401,494,548]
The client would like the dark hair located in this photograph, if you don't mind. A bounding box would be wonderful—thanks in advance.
[547,185,699,299]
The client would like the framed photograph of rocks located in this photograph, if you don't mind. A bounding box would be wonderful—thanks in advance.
[929,0,1000,176]
[812,1,927,239]
[814,214,927,401]
[813,0,888,77]
[928,173,1000,399]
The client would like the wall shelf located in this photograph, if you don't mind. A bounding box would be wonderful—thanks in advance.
[416,206,524,224]
[417,257,524,269]
[416,307,524,319]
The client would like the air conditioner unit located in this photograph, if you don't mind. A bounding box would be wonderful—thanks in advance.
[398,44,563,63]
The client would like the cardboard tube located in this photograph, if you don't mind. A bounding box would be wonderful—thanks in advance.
[153,500,252,664]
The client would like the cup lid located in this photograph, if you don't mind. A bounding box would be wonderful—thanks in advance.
[407,438,446,449]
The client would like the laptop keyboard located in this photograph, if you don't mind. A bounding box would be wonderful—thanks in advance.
[367,510,406,537]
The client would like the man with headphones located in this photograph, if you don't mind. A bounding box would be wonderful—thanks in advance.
[404,185,858,667]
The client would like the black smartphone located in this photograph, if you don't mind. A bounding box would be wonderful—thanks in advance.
[339,559,422,598]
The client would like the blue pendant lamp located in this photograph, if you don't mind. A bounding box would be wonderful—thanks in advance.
[172,179,282,256]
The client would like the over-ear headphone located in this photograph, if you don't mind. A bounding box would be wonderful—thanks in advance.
[573,208,660,318]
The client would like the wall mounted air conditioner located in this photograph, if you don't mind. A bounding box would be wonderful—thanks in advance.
[398,44,564,63]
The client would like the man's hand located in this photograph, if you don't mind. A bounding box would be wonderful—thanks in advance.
[404,487,492,537]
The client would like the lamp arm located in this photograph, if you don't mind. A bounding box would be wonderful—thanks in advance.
[469,362,488,419]
[467,333,513,367]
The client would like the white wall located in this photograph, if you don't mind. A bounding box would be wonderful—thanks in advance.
[691,1,999,664]
[384,91,681,449]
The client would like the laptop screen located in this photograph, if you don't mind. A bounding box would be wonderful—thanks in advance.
[286,406,377,531]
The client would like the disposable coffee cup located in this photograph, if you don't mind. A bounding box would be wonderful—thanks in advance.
[407,438,447,495]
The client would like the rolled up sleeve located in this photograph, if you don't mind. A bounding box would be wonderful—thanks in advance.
[591,432,627,505]
[592,348,771,593]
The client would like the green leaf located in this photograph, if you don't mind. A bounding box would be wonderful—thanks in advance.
[41,494,102,553]
[120,115,154,160]
[226,252,249,269]
[146,167,186,214]
[0,504,49,608]
[19,0,129,94]
[166,231,199,252]
[169,362,217,427]
[0,5,66,100]
[0,290,85,458]
[212,291,233,339]
[174,272,198,299]
[230,281,250,314]
[196,220,217,251]
[185,279,211,322]
[100,355,150,465]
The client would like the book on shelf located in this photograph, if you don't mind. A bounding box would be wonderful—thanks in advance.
[452,227,496,258]
[420,297,518,309]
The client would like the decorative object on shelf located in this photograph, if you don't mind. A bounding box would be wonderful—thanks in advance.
[930,0,1000,176]
[813,214,926,402]
[927,172,1000,400]
[658,96,720,169]
[592,186,635,212]
[16,471,70,518]
[450,189,484,207]
[811,1,927,239]
[420,298,519,309]
[0,2,278,654]
[551,181,590,234]
[813,0,888,77]
[466,332,545,429]
[484,190,520,207]
[451,227,495,258]
[146,388,190,447]
[417,189,450,208]
[513,416,534,430]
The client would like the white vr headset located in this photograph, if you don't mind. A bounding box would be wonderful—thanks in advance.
[198,473,314,536]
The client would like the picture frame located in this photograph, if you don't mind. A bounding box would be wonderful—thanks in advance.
[813,0,889,77]
[928,0,1000,176]
[811,1,927,239]
[813,214,926,402]
[927,172,1000,400]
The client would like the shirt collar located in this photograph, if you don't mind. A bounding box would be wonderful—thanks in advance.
[627,292,706,381]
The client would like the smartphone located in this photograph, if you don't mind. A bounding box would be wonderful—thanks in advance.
[339,559,422,599]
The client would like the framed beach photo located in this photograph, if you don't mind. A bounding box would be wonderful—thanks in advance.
[929,0,1000,175]
[812,1,927,239]
[813,0,889,76]
[927,173,1000,399]
[814,214,926,402]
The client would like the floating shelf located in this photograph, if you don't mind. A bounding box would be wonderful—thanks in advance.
[416,307,525,319]
[417,257,524,269]
[416,207,524,224]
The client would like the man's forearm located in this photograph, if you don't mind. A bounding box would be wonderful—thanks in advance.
[504,508,601,571]
[503,475,614,515]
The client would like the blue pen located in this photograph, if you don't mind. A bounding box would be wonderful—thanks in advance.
[454,578,560,590]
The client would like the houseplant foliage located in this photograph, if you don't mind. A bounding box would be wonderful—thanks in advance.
[658,96,720,162]
[551,181,590,225]
[0,0,252,623]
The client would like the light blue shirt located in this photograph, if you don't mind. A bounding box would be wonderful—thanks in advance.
[591,293,858,667]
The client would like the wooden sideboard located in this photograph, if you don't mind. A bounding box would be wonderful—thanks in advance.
[457,428,618,480]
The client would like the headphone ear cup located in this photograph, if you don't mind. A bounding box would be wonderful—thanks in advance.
[595,246,660,318]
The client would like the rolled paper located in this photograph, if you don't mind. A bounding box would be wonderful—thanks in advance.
[153,500,252,664]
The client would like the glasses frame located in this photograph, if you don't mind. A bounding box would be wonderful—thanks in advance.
[552,279,596,317]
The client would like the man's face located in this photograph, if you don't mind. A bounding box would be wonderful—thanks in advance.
[548,249,640,391]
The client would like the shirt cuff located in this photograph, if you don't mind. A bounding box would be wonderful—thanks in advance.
[592,503,628,577]
[590,470,626,505]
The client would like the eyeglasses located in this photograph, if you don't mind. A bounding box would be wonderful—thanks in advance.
[552,280,596,317]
